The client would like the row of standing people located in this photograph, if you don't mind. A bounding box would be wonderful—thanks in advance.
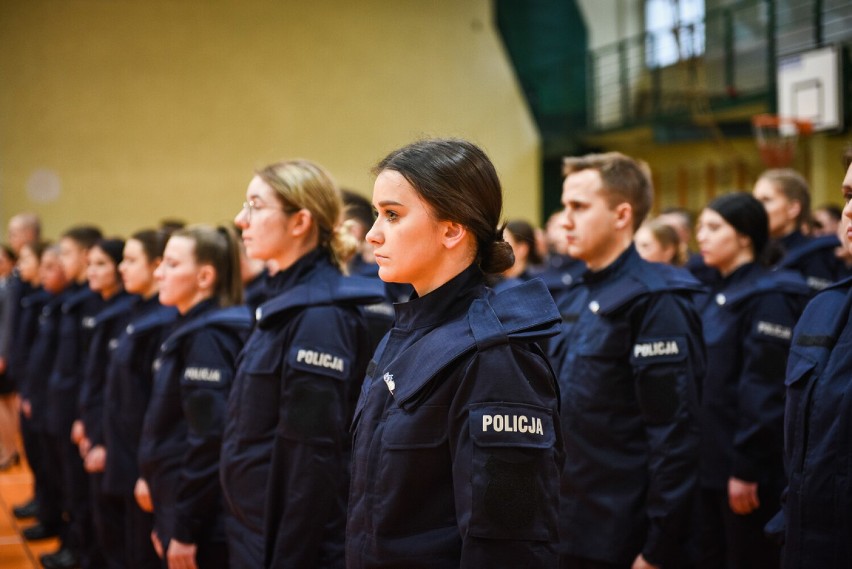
[2,139,851,569]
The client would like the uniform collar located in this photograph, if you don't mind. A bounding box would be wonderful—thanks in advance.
[581,243,636,285]
[719,261,759,287]
[267,247,329,293]
[392,263,485,331]
[778,230,807,252]
[180,297,218,322]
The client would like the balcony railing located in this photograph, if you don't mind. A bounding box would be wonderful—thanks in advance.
[587,0,851,132]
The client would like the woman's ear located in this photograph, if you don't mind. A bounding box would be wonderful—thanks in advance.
[196,264,217,291]
[289,209,314,238]
[440,221,469,251]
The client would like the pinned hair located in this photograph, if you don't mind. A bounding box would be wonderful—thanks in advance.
[373,138,513,274]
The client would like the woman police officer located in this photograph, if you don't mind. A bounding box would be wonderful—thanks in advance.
[345,138,564,567]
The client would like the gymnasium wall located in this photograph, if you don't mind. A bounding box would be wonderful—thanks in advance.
[0,0,540,238]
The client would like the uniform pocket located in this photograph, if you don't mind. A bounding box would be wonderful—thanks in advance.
[784,351,818,470]
[382,406,448,449]
[467,402,559,542]
[234,346,281,436]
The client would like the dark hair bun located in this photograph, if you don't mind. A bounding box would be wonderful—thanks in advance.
[481,240,514,274]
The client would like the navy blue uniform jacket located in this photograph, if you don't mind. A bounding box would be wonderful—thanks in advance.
[46,283,104,437]
[138,300,250,548]
[346,265,564,568]
[103,296,177,496]
[23,290,68,433]
[8,285,50,393]
[548,245,705,567]
[220,249,383,569]
[79,291,136,449]
[781,276,852,568]
[775,231,850,294]
[699,263,809,488]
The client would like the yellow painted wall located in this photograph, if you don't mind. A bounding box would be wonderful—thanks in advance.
[589,126,851,218]
[0,0,540,239]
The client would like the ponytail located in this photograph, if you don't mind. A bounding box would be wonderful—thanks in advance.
[171,224,243,307]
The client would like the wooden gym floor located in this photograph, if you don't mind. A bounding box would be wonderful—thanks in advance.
[0,457,60,568]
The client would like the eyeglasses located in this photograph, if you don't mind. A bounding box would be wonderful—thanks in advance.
[240,200,299,223]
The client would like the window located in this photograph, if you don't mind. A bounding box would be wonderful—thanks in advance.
[645,0,705,67]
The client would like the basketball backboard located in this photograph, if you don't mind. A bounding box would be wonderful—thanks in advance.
[777,45,843,132]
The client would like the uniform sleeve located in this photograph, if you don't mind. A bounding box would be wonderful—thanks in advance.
[449,344,562,568]
[731,292,798,482]
[265,306,371,568]
[171,327,241,544]
[629,292,702,566]
[79,325,109,446]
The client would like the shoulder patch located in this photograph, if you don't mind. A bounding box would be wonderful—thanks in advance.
[755,320,793,341]
[469,403,555,449]
[806,276,833,291]
[795,334,835,348]
[630,336,687,364]
[183,366,224,384]
[288,346,349,380]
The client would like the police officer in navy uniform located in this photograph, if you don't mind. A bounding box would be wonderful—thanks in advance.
[103,230,176,569]
[220,160,383,569]
[753,168,849,293]
[550,153,704,569]
[777,156,852,568]
[694,193,809,569]
[42,225,105,569]
[136,226,251,569]
[74,238,136,568]
[346,139,564,568]
[20,246,69,544]
[7,242,51,516]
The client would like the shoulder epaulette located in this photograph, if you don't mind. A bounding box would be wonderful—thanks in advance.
[126,304,178,337]
[21,289,52,309]
[779,234,841,269]
[92,294,137,327]
[256,274,384,328]
[61,287,97,313]
[592,264,703,315]
[161,305,252,353]
[718,269,810,307]
[380,278,560,411]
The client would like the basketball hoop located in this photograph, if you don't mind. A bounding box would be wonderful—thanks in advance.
[752,114,813,168]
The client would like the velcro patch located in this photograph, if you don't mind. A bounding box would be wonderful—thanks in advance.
[183,366,224,383]
[796,334,835,348]
[755,320,792,341]
[288,346,348,380]
[469,403,554,449]
[630,336,686,365]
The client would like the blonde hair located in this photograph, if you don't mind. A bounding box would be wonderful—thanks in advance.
[256,160,357,272]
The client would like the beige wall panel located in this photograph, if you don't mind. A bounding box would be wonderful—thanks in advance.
[0,0,539,238]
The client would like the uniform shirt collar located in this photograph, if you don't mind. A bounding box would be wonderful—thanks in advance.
[392,263,485,331]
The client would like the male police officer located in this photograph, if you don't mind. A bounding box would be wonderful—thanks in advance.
[549,153,703,569]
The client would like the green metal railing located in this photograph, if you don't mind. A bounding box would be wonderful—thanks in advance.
[587,0,850,132]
